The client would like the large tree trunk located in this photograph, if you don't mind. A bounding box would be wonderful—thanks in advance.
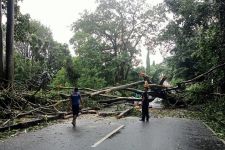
[0,0,4,83]
[146,49,150,73]
[124,65,130,80]
[216,0,225,93]
[5,0,15,88]
[116,108,133,119]
[90,81,144,96]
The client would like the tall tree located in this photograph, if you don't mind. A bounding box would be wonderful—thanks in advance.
[13,17,73,84]
[0,0,3,82]
[216,0,225,92]
[146,49,150,74]
[5,0,14,88]
[71,0,165,84]
[159,0,225,93]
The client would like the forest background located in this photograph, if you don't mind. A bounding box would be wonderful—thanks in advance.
[0,0,225,138]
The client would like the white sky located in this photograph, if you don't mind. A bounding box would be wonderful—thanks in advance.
[20,0,164,66]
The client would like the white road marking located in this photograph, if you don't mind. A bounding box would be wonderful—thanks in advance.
[91,125,125,148]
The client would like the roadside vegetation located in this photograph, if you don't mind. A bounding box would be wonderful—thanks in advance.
[0,0,225,141]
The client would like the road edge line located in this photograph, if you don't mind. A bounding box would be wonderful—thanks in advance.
[91,125,125,148]
[202,122,225,145]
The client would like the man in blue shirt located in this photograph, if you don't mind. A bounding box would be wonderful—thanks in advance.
[70,87,82,127]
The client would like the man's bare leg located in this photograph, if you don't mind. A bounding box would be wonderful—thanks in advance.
[72,115,77,127]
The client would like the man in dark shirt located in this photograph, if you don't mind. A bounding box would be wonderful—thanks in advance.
[140,86,149,122]
[70,87,82,127]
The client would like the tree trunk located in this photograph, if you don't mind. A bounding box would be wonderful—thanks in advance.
[0,0,4,83]
[124,65,131,80]
[90,81,144,96]
[146,49,150,73]
[98,97,142,104]
[216,0,225,93]
[116,108,133,119]
[5,0,14,89]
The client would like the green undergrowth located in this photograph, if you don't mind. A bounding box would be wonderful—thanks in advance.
[129,108,141,117]
[150,108,200,119]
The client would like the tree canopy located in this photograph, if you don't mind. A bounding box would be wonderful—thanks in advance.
[70,0,165,86]
[0,0,225,139]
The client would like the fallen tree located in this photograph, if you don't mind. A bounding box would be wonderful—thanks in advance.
[181,62,225,84]
[98,111,120,117]
[90,81,144,96]
[123,88,143,94]
[0,114,64,132]
[116,108,133,119]
[102,101,127,108]
[3,63,223,132]
[98,97,142,104]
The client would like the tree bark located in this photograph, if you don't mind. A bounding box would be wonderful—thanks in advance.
[5,0,15,89]
[98,97,142,104]
[124,65,131,80]
[146,49,150,73]
[98,111,118,117]
[0,0,4,82]
[216,0,225,93]
[123,88,143,94]
[181,62,225,84]
[159,76,167,85]
[116,108,133,119]
[90,81,144,96]
[102,101,127,108]
[0,115,61,132]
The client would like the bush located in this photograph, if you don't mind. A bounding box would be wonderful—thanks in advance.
[51,67,72,87]
[185,83,213,104]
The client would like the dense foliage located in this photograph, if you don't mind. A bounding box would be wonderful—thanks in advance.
[0,0,224,137]
[158,0,225,136]
[69,0,165,87]
[14,16,75,89]
[160,0,225,89]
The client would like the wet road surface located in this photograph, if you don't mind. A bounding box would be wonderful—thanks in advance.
[0,116,225,150]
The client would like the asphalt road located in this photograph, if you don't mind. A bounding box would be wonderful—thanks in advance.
[0,116,225,150]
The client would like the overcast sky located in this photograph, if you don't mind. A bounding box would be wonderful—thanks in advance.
[20,0,164,66]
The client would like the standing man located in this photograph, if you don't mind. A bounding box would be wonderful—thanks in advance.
[140,86,149,122]
[70,87,82,127]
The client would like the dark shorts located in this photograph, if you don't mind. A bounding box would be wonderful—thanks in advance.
[72,105,80,116]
